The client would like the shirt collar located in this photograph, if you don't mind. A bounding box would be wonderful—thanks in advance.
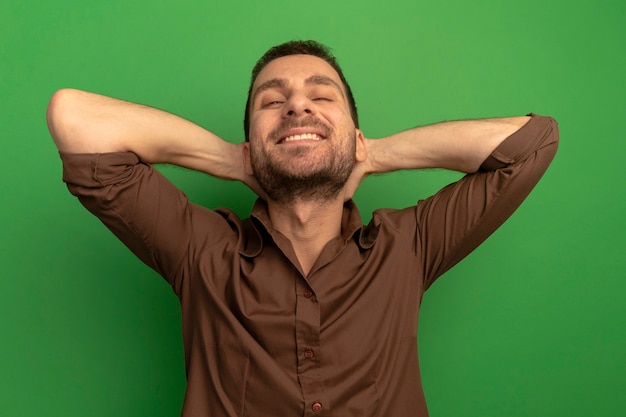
[240,199,378,257]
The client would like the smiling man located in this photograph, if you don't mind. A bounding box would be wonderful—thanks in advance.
[47,40,559,416]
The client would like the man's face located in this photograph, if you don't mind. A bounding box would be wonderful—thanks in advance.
[246,54,364,203]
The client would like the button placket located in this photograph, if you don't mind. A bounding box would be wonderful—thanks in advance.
[295,279,328,415]
[295,283,320,375]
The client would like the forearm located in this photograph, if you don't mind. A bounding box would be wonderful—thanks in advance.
[367,116,531,174]
[46,89,244,180]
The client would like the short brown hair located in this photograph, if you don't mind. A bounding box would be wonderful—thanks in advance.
[243,40,359,140]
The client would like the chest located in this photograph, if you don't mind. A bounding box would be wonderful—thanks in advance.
[190,237,422,356]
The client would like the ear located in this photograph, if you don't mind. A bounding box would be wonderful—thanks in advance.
[355,129,367,163]
[242,142,254,176]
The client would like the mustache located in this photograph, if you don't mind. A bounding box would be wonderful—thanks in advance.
[267,116,332,142]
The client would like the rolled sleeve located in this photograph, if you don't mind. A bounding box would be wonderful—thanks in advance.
[480,113,558,171]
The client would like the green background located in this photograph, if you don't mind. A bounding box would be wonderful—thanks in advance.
[2,0,624,416]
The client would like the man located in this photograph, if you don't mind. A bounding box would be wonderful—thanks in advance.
[47,40,559,416]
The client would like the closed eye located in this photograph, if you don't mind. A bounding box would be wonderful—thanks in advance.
[309,86,338,103]
[262,99,285,107]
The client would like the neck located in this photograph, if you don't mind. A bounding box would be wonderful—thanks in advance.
[267,195,345,275]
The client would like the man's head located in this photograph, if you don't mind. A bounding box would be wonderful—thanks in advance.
[244,40,358,141]
[242,40,366,204]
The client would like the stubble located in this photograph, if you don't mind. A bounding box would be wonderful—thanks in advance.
[250,117,356,204]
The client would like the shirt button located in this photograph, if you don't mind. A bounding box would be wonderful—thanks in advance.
[312,402,323,413]
[304,349,315,359]
[303,290,314,298]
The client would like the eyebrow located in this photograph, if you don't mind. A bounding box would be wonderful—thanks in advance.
[304,75,345,97]
[252,74,346,101]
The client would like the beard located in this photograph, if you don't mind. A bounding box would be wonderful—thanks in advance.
[250,116,356,204]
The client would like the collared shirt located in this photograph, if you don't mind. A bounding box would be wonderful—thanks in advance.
[60,114,558,416]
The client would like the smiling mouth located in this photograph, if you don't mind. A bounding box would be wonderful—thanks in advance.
[271,117,331,144]
[282,133,323,143]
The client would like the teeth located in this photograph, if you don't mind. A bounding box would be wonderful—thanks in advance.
[283,133,321,142]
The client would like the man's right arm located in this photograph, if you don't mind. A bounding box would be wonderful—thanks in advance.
[48,89,259,292]
[47,88,256,188]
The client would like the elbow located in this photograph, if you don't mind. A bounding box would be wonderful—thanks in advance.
[46,88,82,151]
[46,89,71,148]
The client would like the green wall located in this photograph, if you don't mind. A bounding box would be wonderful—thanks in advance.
[2,0,624,415]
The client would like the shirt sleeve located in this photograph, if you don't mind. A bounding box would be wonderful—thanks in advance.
[415,114,560,290]
[59,151,233,294]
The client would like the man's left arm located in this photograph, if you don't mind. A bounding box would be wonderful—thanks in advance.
[346,114,559,286]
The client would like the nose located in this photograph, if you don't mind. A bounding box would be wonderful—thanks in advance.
[283,93,314,118]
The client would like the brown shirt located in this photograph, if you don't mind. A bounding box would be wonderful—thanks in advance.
[60,114,559,417]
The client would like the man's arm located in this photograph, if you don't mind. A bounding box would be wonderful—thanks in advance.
[348,114,559,288]
[46,88,259,191]
[365,116,531,174]
[48,89,264,291]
